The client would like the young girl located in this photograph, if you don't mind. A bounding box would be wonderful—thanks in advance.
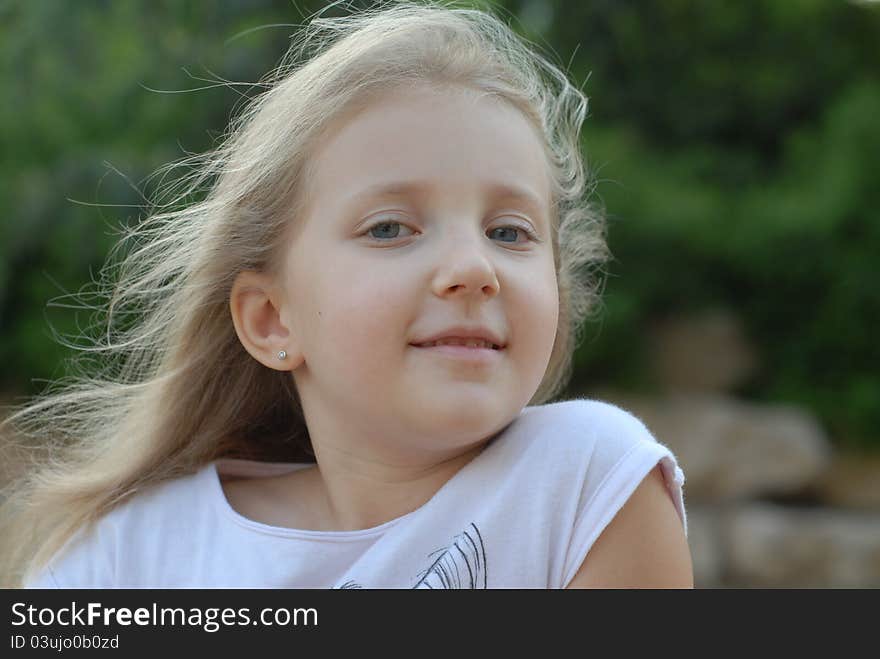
[2,0,692,588]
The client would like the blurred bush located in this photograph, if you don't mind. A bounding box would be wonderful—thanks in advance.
[556,0,880,451]
[1,1,878,450]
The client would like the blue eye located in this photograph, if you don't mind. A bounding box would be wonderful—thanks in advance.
[488,225,539,243]
[366,221,414,241]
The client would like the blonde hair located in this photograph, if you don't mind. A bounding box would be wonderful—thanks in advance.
[0,0,607,586]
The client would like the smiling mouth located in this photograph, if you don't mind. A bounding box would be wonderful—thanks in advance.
[409,343,505,361]
[410,340,504,350]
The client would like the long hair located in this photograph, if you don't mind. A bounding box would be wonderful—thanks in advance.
[0,0,608,586]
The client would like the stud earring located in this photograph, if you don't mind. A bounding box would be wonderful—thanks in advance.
[277,350,287,360]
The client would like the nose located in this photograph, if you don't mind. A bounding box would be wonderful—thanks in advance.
[430,229,500,300]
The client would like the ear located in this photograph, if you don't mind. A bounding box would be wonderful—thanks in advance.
[230,270,302,371]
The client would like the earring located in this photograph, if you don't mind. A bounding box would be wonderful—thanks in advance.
[277,350,287,360]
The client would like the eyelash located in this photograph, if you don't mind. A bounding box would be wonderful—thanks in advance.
[361,218,541,245]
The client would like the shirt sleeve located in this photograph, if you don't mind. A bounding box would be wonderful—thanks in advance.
[560,404,688,588]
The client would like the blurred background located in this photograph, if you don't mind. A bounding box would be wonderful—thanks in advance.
[1,0,878,587]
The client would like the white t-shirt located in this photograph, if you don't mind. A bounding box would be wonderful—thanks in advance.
[24,398,687,589]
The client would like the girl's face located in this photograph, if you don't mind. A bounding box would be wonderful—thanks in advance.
[280,85,559,458]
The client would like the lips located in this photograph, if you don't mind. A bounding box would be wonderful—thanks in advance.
[410,325,506,350]
[413,338,501,350]
[410,341,503,363]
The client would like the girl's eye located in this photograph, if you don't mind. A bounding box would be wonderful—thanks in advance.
[364,221,415,241]
[488,224,539,244]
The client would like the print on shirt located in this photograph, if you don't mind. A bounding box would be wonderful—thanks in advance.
[331,522,488,589]
[412,522,487,589]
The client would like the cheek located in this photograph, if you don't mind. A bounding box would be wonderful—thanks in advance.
[316,271,411,363]
[513,265,559,334]
[510,269,559,377]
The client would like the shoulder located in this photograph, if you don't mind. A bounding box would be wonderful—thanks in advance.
[516,399,691,588]
[25,465,216,588]
[517,397,663,469]
[502,397,687,516]
[517,398,686,492]
[565,463,694,588]
[522,397,656,441]
[104,464,217,536]
[539,400,692,588]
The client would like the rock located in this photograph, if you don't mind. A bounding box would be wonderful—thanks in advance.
[810,451,880,510]
[725,502,880,587]
[596,392,833,501]
[647,308,758,394]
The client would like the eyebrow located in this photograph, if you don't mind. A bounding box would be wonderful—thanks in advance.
[344,180,548,217]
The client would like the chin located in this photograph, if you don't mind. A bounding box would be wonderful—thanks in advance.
[418,397,504,433]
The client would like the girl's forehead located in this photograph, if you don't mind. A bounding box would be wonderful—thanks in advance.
[306,87,552,213]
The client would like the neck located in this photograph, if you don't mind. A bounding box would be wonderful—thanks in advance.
[304,438,489,531]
